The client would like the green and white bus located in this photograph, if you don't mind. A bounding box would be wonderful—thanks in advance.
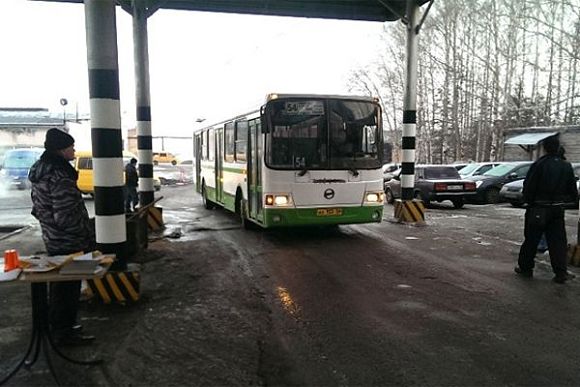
[193,93,385,228]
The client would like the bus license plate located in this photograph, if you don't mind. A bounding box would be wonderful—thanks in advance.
[317,208,343,217]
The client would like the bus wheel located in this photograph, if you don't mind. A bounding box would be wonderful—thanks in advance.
[202,183,214,210]
[236,195,254,230]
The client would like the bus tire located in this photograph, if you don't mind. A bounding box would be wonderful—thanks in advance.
[236,193,254,230]
[202,183,215,210]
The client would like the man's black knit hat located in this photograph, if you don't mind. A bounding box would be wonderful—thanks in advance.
[44,128,74,151]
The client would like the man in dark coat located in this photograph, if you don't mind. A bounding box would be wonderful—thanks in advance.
[124,157,139,212]
[28,128,96,345]
[515,135,578,284]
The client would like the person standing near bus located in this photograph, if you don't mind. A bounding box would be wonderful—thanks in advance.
[515,136,578,284]
[124,157,139,213]
[28,128,96,345]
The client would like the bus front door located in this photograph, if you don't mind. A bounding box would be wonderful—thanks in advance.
[194,134,201,193]
[216,128,224,204]
[248,122,257,218]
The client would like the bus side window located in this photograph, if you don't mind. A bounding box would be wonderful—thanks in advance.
[208,128,215,161]
[200,132,207,160]
[225,122,235,162]
[235,120,248,162]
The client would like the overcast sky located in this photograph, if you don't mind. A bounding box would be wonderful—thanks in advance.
[0,0,387,152]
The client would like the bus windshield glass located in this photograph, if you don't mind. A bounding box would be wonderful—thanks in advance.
[266,99,382,170]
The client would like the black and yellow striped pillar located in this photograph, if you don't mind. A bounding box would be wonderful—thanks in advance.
[396,1,425,225]
[132,2,155,207]
[85,0,127,268]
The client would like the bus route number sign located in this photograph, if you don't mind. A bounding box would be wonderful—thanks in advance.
[316,208,343,217]
[284,101,324,115]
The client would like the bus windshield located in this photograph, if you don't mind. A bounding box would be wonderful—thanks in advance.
[265,99,382,170]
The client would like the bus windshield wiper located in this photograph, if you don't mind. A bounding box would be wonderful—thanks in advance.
[348,150,359,177]
[348,165,359,177]
[297,167,309,176]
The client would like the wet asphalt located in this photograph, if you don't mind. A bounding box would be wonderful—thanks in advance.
[1,184,580,386]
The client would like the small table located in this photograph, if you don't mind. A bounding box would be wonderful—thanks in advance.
[0,264,109,386]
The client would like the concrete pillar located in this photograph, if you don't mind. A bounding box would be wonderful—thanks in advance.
[400,0,419,202]
[132,1,155,206]
[394,0,424,224]
[84,0,127,268]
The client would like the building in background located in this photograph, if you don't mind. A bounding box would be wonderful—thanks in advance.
[502,125,580,162]
[126,127,193,161]
[0,108,67,163]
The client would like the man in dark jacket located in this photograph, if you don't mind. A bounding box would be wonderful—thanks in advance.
[515,136,578,284]
[124,157,139,212]
[28,128,96,345]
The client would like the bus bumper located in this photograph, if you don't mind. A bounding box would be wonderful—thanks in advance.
[262,206,383,228]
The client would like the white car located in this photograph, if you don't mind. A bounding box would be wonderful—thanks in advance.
[459,162,503,178]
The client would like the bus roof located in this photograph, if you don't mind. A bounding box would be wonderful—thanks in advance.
[266,93,378,103]
[194,93,380,134]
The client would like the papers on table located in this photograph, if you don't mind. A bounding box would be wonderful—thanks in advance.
[19,256,60,273]
[1,251,115,280]
[59,260,101,275]
[73,252,94,261]
[19,251,114,274]
[0,268,22,282]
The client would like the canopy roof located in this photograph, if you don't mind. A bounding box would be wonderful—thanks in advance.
[33,0,430,22]
[504,132,558,146]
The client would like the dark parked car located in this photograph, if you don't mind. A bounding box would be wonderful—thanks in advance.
[384,165,476,208]
[465,161,532,204]
[500,162,580,207]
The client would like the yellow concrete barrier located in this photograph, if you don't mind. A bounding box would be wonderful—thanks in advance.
[85,264,141,304]
[568,244,580,266]
[394,199,426,224]
[147,206,164,231]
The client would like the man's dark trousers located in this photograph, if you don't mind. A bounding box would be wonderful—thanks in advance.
[518,206,567,275]
[125,185,139,212]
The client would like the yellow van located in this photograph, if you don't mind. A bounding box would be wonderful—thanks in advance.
[73,150,160,194]
[152,152,177,165]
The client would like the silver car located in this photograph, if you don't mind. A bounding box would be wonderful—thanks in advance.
[459,162,504,178]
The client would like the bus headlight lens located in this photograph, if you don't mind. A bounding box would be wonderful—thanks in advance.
[265,194,293,207]
[364,191,384,204]
[274,195,289,205]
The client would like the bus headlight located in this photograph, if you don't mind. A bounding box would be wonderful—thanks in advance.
[265,194,293,207]
[364,191,384,204]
